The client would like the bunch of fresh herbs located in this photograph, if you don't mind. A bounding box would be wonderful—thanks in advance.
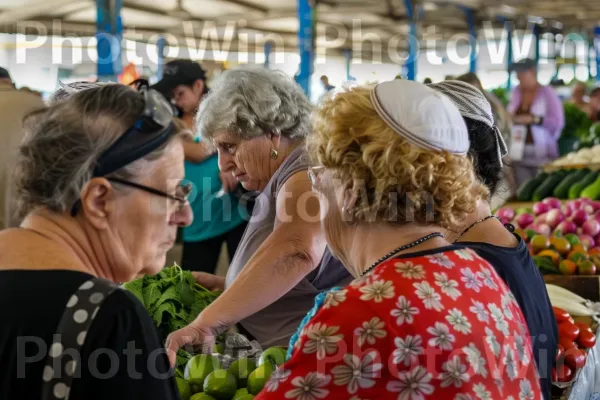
[123,264,221,372]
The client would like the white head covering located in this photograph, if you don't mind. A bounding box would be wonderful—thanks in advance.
[369,79,470,155]
[427,80,509,167]
[49,81,105,104]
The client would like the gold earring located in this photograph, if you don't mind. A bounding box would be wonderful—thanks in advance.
[270,149,278,160]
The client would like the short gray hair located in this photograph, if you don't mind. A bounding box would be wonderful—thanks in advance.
[196,68,312,142]
[15,84,184,217]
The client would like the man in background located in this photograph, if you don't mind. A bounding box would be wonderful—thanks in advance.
[0,67,45,229]
[320,75,335,93]
[589,87,600,122]
[153,60,249,274]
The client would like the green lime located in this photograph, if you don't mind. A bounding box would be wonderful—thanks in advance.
[185,354,222,386]
[190,394,216,400]
[525,229,537,241]
[214,343,225,355]
[233,388,250,400]
[236,395,255,400]
[565,233,581,246]
[258,347,287,367]
[176,377,192,400]
[203,369,238,400]
[228,358,257,387]
[247,363,274,395]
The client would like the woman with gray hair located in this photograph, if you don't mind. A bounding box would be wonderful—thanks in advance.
[430,80,557,399]
[166,68,350,359]
[0,83,192,399]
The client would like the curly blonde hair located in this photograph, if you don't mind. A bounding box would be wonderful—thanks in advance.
[308,85,488,230]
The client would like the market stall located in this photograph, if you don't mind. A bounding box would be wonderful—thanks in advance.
[496,195,600,398]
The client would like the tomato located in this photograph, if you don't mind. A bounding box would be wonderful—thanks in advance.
[565,348,587,369]
[556,344,565,361]
[553,307,571,323]
[576,322,593,334]
[552,367,558,382]
[559,337,578,351]
[558,321,581,341]
[578,330,597,349]
[556,364,574,382]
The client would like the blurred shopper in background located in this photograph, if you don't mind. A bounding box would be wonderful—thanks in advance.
[320,75,335,93]
[569,81,591,115]
[589,87,600,122]
[508,58,565,187]
[153,60,249,274]
[166,68,350,356]
[0,67,45,229]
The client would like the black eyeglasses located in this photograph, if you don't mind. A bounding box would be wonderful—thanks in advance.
[108,177,192,209]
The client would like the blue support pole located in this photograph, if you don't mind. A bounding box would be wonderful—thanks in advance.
[343,48,352,81]
[296,0,315,98]
[595,26,600,81]
[264,42,273,69]
[588,40,593,81]
[506,21,514,90]
[156,36,166,81]
[403,0,417,80]
[462,7,477,73]
[96,0,123,81]
[534,24,541,76]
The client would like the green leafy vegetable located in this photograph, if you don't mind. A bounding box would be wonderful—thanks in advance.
[123,264,221,376]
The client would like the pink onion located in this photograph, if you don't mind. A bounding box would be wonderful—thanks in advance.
[561,205,574,218]
[572,209,590,226]
[533,202,551,216]
[580,234,596,250]
[495,207,515,221]
[583,219,600,237]
[584,204,596,215]
[530,222,551,236]
[515,213,535,229]
[542,197,562,209]
[545,209,566,230]
[590,201,600,212]
[555,220,578,235]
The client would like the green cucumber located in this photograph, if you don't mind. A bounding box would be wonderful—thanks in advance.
[553,168,590,199]
[568,171,599,199]
[531,170,570,202]
[517,172,549,201]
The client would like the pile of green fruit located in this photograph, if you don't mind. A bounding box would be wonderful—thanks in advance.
[175,346,288,400]
[123,264,222,373]
[517,168,600,201]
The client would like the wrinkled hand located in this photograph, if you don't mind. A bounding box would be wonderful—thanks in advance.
[192,272,225,291]
[166,319,221,367]
[512,114,535,125]
[219,171,238,194]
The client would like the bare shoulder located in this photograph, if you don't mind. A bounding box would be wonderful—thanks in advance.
[275,170,318,224]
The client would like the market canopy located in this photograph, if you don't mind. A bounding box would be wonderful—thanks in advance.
[0,0,599,62]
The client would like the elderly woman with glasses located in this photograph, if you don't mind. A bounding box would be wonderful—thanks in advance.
[256,80,542,399]
[166,68,350,360]
[0,83,192,399]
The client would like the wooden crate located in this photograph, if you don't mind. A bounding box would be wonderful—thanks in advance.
[543,275,600,302]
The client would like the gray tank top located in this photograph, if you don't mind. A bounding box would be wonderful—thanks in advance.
[226,146,351,347]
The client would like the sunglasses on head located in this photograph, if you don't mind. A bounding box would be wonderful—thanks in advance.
[70,85,181,216]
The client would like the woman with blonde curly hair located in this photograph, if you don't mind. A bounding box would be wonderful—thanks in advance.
[256,80,541,399]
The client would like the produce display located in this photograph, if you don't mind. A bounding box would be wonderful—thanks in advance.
[552,147,600,168]
[516,168,600,201]
[495,198,600,274]
[176,343,288,400]
[546,285,598,384]
[123,264,222,372]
